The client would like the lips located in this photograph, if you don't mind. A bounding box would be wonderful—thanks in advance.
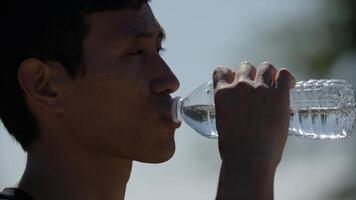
[162,111,181,128]
[161,97,181,128]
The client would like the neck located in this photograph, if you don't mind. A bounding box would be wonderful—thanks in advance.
[18,136,133,200]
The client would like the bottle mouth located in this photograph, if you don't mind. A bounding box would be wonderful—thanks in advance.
[170,97,183,124]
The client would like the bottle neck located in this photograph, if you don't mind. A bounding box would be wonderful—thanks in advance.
[171,97,183,124]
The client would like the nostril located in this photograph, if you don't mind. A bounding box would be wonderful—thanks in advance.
[151,78,179,94]
[170,79,180,94]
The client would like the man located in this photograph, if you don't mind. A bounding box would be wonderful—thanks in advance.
[0,1,294,200]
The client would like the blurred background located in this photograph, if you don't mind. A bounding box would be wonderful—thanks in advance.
[1,0,355,199]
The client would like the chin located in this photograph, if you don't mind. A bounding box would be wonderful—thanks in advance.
[152,149,175,163]
[136,143,176,164]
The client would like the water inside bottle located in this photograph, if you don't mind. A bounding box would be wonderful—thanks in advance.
[182,104,218,138]
[289,106,355,139]
[181,104,355,139]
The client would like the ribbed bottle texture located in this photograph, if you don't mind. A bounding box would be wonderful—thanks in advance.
[289,79,355,139]
[171,79,355,139]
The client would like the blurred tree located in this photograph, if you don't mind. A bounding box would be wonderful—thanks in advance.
[258,0,355,78]
[282,0,356,199]
[244,1,356,199]
[307,0,356,75]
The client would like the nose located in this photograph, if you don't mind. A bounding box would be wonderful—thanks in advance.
[150,59,180,94]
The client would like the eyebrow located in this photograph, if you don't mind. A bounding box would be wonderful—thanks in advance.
[127,25,166,41]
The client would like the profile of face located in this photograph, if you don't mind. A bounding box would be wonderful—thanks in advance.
[43,4,180,163]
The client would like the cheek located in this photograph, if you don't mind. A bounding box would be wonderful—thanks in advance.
[63,75,175,160]
[76,86,145,128]
[62,94,135,156]
[66,79,150,135]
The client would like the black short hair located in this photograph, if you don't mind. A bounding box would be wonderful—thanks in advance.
[0,0,150,151]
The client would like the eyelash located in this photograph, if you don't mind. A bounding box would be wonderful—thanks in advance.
[128,47,166,56]
[158,47,166,54]
[129,49,145,56]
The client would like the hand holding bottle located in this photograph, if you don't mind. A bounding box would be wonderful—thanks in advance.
[214,62,295,199]
[213,62,295,163]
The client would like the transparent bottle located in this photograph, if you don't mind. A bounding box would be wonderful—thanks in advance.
[171,79,356,139]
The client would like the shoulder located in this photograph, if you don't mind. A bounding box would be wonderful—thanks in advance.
[0,190,12,200]
[0,193,12,200]
[0,188,35,200]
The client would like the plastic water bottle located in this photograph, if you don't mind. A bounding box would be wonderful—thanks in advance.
[171,79,356,139]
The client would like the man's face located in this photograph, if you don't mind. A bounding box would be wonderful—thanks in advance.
[62,4,180,163]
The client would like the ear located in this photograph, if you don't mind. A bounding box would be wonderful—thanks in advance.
[17,58,64,113]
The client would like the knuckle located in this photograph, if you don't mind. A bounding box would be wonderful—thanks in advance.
[278,68,292,78]
[276,68,295,87]
[214,65,228,73]
[240,61,252,66]
[259,62,276,72]
[239,61,255,71]
[213,66,229,77]
[261,61,273,67]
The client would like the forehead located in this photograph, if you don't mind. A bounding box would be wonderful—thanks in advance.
[86,4,162,40]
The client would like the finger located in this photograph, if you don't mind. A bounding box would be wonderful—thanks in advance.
[213,66,233,90]
[275,68,296,93]
[233,61,256,83]
[255,62,277,87]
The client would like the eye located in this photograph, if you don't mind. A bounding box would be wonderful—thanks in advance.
[128,49,144,56]
[158,47,166,54]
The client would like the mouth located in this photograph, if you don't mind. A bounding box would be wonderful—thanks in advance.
[162,111,181,128]
[161,97,181,128]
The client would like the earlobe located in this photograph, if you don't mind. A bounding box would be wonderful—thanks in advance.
[17,58,61,112]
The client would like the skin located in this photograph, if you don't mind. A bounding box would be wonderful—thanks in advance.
[214,62,294,199]
[14,3,295,200]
